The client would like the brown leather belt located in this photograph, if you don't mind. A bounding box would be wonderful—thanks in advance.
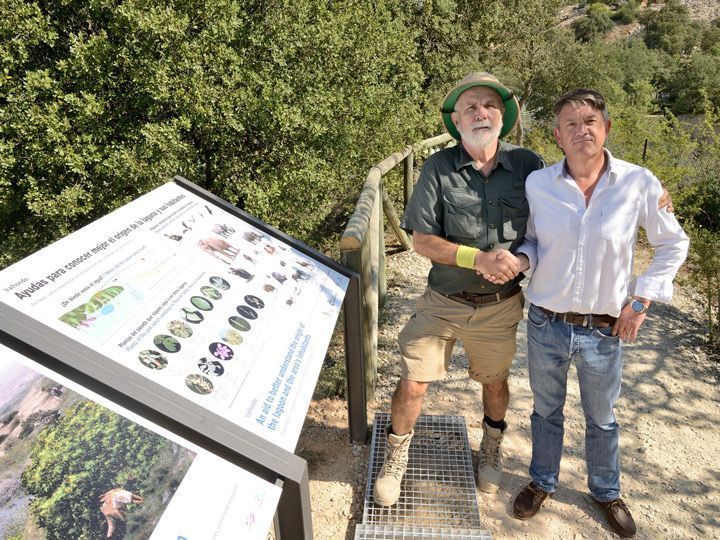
[449,284,522,306]
[538,306,616,328]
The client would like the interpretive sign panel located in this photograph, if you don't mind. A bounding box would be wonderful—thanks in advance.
[0,344,281,539]
[0,180,349,452]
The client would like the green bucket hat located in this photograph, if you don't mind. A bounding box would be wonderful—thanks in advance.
[440,72,520,140]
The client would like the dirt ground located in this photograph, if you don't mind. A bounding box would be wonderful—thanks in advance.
[296,247,720,540]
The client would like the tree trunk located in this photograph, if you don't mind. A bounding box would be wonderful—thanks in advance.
[716,274,719,340]
[707,274,714,340]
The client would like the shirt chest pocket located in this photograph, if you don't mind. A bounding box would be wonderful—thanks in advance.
[600,204,638,242]
[442,188,484,241]
[498,193,529,242]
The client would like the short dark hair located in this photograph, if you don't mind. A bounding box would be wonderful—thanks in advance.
[553,88,609,126]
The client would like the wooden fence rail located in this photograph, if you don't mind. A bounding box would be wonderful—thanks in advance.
[340,132,453,401]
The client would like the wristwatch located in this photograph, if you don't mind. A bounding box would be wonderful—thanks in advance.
[628,297,648,314]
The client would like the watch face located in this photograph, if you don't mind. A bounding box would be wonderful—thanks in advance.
[631,300,645,313]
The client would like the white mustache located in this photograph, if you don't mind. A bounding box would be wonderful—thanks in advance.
[472,122,493,129]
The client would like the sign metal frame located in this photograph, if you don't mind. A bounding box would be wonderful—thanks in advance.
[0,177,368,539]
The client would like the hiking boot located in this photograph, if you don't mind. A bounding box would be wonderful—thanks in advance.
[373,428,413,507]
[513,482,553,519]
[478,421,504,493]
[595,498,637,538]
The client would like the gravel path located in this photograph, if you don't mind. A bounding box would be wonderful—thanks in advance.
[297,247,719,539]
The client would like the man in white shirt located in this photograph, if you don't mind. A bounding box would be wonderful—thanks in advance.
[506,89,689,538]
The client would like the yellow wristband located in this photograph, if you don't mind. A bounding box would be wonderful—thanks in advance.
[456,245,479,269]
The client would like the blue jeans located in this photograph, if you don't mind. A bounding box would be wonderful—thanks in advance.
[526,303,623,502]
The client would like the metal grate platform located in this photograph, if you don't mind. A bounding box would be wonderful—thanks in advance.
[355,413,491,539]
[354,524,491,540]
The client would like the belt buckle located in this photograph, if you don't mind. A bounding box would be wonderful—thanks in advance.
[563,313,590,327]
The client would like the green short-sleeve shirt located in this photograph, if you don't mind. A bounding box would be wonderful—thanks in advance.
[401,142,544,295]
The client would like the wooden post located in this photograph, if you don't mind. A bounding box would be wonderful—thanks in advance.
[340,252,368,442]
[403,152,414,208]
[361,221,377,402]
[382,187,411,251]
[378,182,387,309]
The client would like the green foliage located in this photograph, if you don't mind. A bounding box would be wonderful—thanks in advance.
[607,107,696,191]
[516,32,624,120]
[407,0,482,115]
[642,0,701,55]
[21,400,167,539]
[664,53,720,114]
[685,224,720,341]
[0,0,431,266]
[479,0,565,143]
[671,96,720,232]
[315,356,347,399]
[573,3,614,42]
[613,0,640,24]
[700,25,720,54]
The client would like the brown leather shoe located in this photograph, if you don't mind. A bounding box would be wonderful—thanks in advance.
[595,498,637,538]
[513,482,552,520]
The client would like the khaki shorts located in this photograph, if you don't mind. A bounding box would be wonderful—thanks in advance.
[398,287,524,384]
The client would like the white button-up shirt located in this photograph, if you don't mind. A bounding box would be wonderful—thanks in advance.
[518,150,689,317]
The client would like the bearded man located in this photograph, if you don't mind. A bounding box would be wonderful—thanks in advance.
[373,72,543,506]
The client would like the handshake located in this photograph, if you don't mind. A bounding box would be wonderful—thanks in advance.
[473,250,529,284]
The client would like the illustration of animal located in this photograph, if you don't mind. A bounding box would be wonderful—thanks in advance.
[197,237,239,263]
[99,488,144,538]
[243,231,263,244]
[212,224,235,238]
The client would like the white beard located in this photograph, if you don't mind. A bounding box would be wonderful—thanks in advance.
[461,122,502,150]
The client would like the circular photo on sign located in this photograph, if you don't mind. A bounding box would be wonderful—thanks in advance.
[244,295,265,309]
[198,358,225,377]
[167,320,193,338]
[190,296,213,311]
[181,308,204,324]
[138,350,168,370]
[236,305,258,320]
[153,334,181,353]
[220,328,243,345]
[228,316,251,332]
[209,276,230,290]
[209,342,234,361]
[200,286,222,300]
[186,374,214,395]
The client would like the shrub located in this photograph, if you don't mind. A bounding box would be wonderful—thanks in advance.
[613,0,640,24]
[573,3,614,42]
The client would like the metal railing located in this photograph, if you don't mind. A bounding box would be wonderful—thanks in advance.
[340,133,453,400]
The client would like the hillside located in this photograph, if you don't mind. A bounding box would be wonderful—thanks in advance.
[680,0,720,21]
[561,0,720,32]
